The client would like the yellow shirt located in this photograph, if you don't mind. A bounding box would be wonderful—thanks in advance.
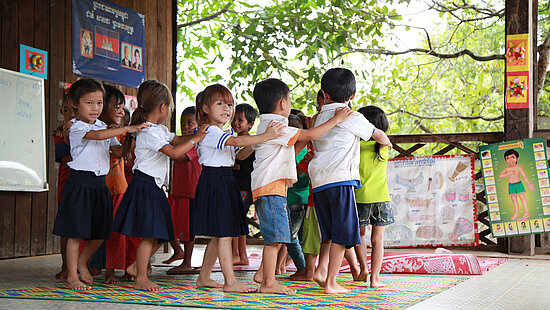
[355,140,390,203]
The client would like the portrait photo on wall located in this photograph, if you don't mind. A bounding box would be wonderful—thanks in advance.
[80,29,93,58]
[132,46,142,71]
[480,137,550,238]
[121,42,132,68]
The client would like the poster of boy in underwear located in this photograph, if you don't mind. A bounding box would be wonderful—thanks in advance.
[480,138,550,237]
[498,149,535,220]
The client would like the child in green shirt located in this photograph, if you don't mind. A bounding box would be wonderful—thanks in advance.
[355,106,394,288]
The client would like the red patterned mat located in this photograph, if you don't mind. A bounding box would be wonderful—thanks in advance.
[159,252,506,275]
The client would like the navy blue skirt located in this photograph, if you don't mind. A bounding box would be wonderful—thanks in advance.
[112,170,175,243]
[52,169,113,240]
[192,166,249,238]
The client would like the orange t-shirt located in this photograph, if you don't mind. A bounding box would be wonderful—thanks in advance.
[105,134,128,195]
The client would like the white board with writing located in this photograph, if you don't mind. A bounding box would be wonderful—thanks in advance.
[0,68,48,191]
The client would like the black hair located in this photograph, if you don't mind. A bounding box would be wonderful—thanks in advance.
[99,84,125,124]
[122,108,130,126]
[288,114,303,129]
[68,78,105,113]
[235,103,259,123]
[357,105,389,162]
[504,149,519,159]
[182,106,196,116]
[321,68,356,103]
[290,109,308,129]
[253,78,290,114]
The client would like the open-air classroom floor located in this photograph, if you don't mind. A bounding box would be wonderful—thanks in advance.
[0,245,549,309]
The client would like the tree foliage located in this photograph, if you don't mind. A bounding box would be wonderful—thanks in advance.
[175,0,548,133]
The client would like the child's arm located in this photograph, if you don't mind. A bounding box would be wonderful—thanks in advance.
[84,123,149,140]
[371,129,392,148]
[518,166,535,190]
[296,107,353,142]
[160,125,208,160]
[225,121,285,147]
[236,146,254,161]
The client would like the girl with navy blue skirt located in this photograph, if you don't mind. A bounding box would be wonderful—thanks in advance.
[112,80,208,291]
[52,79,148,291]
[192,84,284,293]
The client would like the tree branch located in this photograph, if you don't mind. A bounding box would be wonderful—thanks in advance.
[177,2,232,30]
[335,47,504,62]
[387,109,504,121]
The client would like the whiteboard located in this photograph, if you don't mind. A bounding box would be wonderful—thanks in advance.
[0,68,48,191]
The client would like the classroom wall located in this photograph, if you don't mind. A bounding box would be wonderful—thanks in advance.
[0,0,175,259]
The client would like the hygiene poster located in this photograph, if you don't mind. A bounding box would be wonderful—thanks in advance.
[480,138,550,237]
[362,155,478,248]
[72,0,145,88]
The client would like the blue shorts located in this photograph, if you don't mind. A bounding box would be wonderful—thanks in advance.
[313,185,361,247]
[255,195,292,245]
[357,202,394,226]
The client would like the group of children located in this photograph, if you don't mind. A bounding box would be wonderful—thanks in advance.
[52,67,394,295]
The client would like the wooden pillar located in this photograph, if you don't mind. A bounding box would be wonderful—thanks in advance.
[504,0,537,255]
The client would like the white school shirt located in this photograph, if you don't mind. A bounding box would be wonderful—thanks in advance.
[133,122,175,188]
[67,118,120,176]
[251,114,300,191]
[308,103,375,191]
[196,125,237,167]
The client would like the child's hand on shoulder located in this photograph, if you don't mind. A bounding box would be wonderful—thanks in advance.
[126,122,150,133]
[62,120,74,137]
[193,124,209,141]
[334,107,354,123]
[265,121,285,138]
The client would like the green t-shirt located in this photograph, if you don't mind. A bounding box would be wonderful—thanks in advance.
[287,148,310,205]
[355,140,391,203]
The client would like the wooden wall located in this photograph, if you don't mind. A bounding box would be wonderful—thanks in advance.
[0,0,175,259]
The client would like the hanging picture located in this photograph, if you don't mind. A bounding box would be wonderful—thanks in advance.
[362,155,478,248]
[505,71,529,109]
[480,138,550,237]
[19,45,48,79]
[72,0,145,88]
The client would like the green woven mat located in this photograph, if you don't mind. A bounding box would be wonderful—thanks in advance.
[0,272,468,309]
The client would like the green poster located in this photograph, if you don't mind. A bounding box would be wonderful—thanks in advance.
[480,138,550,237]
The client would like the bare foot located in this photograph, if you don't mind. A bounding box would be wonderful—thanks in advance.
[370,281,386,288]
[89,267,102,276]
[313,270,327,287]
[126,262,137,277]
[289,269,314,281]
[196,277,224,289]
[511,213,519,220]
[120,272,135,282]
[275,265,286,275]
[55,269,68,281]
[353,270,369,282]
[253,271,263,284]
[147,263,153,275]
[134,277,162,291]
[260,282,296,295]
[234,257,250,266]
[324,282,350,294]
[167,265,197,273]
[104,269,120,284]
[78,261,94,284]
[66,278,92,290]
[223,281,258,293]
[162,251,185,264]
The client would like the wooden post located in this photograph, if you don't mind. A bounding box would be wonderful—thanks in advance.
[504,0,537,255]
